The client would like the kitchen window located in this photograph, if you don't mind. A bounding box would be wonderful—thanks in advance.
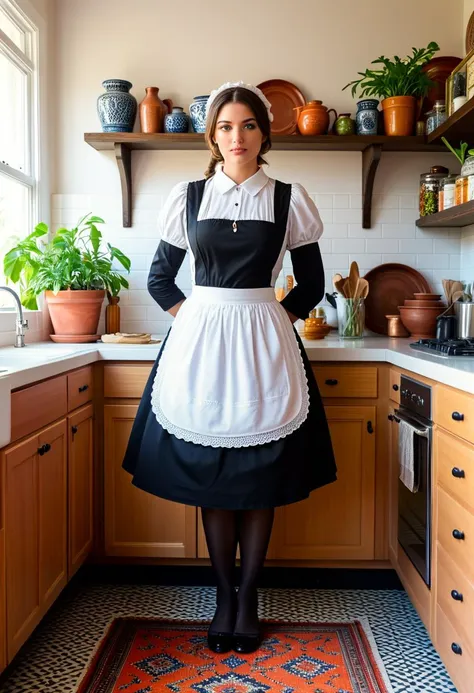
[0,0,38,308]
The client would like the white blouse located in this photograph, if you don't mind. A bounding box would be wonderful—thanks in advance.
[157,165,324,252]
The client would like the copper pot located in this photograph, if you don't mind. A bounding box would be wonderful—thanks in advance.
[386,314,410,337]
[294,100,337,135]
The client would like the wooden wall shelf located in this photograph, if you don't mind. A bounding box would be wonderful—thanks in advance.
[84,133,444,228]
[416,199,474,228]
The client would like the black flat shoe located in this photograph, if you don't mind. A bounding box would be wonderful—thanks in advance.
[207,631,234,654]
[232,632,262,654]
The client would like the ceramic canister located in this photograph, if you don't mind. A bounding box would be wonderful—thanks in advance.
[355,99,379,135]
[97,79,137,133]
[189,95,209,133]
[164,107,190,133]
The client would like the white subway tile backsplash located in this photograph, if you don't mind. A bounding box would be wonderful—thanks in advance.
[50,164,468,332]
[399,239,433,254]
[382,224,416,239]
[333,194,350,209]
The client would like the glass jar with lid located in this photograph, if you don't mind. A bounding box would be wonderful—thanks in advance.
[439,174,457,211]
[419,166,449,216]
[425,100,447,135]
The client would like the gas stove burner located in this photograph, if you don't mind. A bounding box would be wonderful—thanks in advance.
[410,338,474,357]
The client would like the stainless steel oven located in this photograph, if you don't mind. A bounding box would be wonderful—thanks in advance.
[390,375,432,587]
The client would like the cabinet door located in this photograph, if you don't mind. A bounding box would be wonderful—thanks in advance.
[4,435,40,661]
[271,406,376,560]
[388,405,399,564]
[104,405,196,558]
[68,404,94,579]
[38,419,68,613]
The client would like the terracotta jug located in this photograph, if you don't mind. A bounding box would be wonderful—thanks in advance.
[294,100,337,135]
[139,87,173,133]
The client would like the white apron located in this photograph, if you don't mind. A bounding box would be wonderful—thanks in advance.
[151,286,309,448]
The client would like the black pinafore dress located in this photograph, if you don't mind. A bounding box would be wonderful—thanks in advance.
[122,179,337,509]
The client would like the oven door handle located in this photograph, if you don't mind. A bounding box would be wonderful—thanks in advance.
[394,409,430,437]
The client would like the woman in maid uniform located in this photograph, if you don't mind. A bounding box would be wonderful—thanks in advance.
[122,80,337,655]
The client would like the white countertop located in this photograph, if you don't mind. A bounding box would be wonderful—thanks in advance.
[0,333,473,448]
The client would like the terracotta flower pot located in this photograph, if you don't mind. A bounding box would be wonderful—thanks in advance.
[45,289,105,336]
[381,96,416,136]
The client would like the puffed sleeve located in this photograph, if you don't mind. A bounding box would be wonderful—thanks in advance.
[147,182,188,311]
[279,183,325,319]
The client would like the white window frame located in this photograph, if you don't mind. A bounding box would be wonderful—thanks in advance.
[0,0,39,310]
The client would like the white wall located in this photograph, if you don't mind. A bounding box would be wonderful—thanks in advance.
[4,0,470,343]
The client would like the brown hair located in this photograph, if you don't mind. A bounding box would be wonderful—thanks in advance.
[204,87,272,179]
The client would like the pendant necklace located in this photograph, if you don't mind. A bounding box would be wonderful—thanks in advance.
[232,221,237,233]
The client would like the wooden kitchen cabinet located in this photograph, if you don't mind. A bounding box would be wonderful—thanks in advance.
[4,419,67,661]
[68,404,94,579]
[104,404,197,558]
[270,405,376,560]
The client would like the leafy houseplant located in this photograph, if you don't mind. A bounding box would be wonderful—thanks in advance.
[343,42,440,136]
[4,214,131,340]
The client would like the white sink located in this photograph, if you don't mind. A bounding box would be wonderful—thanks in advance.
[0,348,80,372]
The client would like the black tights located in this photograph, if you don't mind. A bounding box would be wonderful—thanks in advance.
[201,507,274,635]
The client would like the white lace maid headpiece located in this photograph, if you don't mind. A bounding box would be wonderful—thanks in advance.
[205,81,274,122]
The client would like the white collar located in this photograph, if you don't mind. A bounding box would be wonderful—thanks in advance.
[213,165,269,197]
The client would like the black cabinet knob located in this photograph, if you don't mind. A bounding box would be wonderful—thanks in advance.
[38,444,46,456]
[325,378,338,386]
[71,425,78,435]
[451,590,464,602]
[452,411,464,421]
[452,467,465,479]
[367,421,374,434]
[452,529,465,540]
[78,384,89,393]
[392,384,399,391]
[388,414,394,421]
[451,643,462,655]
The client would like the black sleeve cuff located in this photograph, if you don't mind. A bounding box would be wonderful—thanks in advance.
[147,240,187,312]
[280,242,325,320]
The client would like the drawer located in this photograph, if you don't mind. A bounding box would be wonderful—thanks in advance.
[389,369,401,404]
[436,543,474,648]
[437,487,474,577]
[435,428,474,513]
[434,383,474,445]
[311,366,377,398]
[11,375,67,442]
[104,364,153,398]
[67,366,93,411]
[435,603,474,693]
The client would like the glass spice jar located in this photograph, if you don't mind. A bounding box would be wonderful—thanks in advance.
[425,100,447,135]
[439,174,457,211]
[419,166,449,216]
[455,174,468,205]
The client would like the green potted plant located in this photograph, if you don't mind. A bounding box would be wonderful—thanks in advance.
[3,213,131,342]
[343,42,440,136]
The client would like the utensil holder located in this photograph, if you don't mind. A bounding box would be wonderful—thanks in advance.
[337,296,365,339]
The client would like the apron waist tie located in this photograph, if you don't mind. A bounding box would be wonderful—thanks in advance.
[190,286,276,304]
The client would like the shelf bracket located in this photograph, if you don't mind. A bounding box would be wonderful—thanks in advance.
[362,144,382,229]
[114,142,132,228]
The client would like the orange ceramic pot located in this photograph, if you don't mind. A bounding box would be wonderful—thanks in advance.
[381,96,416,136]
[45,289,105,336]
[294,101,337,135]
[139,87,173,133]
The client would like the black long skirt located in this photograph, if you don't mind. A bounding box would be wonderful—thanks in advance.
[122,329,337,509]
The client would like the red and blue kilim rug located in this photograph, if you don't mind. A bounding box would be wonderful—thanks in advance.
[75,618,393,692]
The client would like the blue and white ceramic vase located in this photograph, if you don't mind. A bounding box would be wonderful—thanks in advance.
[164,106,190,133]
[189,95,209,133]
[97,79,137,133]
[355,99,379,135]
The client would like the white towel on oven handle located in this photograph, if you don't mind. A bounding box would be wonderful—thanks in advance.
[398,418,428,493]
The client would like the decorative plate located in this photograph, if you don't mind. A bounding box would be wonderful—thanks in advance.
[256,79,306,135]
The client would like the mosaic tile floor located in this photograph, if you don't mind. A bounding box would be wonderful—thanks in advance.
[0,582,457,693]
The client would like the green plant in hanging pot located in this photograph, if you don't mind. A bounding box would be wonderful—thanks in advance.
[3,213,131,342]
[343,42,440,136]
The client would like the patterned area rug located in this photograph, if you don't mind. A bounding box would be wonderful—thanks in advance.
[75,617,394,693]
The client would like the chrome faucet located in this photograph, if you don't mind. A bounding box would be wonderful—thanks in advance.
[0,286,29,347]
